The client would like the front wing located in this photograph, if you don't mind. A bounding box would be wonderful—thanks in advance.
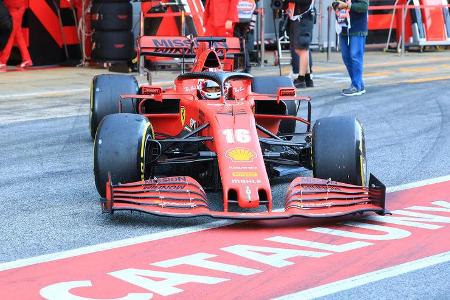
[102,175,388,219]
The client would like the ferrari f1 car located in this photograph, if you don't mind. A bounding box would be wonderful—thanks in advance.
[90,36,387,219]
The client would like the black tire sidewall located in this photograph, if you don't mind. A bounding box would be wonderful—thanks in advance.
[312,116,367,186]
[90,74,139,139]
[94,113,153,197]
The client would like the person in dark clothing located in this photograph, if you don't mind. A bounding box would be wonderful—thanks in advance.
[234,22,252,73]
[285,0,314,88]
[0,0,12,52]
[334,0,368,96]
[289,40,313,80]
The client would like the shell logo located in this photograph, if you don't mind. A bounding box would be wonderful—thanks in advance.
[226,147,256,162]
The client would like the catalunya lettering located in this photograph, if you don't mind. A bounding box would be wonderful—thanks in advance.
[40,200,450,300]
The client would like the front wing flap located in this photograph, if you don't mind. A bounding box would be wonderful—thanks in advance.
[102,174,388,219]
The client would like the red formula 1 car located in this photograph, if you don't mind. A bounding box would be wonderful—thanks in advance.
[90,37,387,219]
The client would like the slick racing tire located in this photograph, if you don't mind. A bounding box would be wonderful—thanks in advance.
[90,3,132,31]
[94,113,154,198]
[312,116,367,186]
[91,31,134,61]
[90,74,139,139]
[251,76,297,139]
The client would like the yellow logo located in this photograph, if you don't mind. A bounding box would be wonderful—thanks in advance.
[226,147,256,162]
[232,171,258,177]
[180,106,186,125]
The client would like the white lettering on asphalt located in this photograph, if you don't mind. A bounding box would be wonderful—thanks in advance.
[108,269,227,296]
[38,200,450,299]
[152,253,261,275]
[406,200,450,212]
[368,211,450,229]
[309,222,411,240]
[365,201,450,230]
[40,280,152,300]
[266,236,373,252]
[221,245,330,268]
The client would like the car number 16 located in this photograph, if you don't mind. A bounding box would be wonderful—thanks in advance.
[222,129,251,144]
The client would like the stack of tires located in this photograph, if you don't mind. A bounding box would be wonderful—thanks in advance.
[91,0,134,62]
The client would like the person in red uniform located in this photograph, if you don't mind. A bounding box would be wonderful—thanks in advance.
[0,0,32,71]
[203,0,239,36]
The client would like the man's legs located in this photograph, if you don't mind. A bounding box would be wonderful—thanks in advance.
[0,8,19,64]
[293,48,309,88]
[296,48,309,76]
[349,35,366,91]
[339,34,354,89]
[0,7,31,67]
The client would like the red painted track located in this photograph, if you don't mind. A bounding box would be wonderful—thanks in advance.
[1,180,450,299]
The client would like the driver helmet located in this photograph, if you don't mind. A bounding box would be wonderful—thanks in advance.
[199,80,221,100]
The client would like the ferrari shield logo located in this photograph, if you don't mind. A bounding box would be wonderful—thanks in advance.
[180,106,186,125]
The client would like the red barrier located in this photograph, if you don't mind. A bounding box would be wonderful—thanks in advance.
[368,2,450,49]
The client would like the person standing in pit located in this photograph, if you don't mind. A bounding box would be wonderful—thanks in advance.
[0,0,32,72]
[203,0,239,36]
[285,0,315,89]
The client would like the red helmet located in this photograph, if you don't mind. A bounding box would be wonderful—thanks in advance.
[199,80,221,100]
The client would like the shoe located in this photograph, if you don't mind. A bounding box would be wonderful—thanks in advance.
[18,60,33,68]
[305,73,314,88]
[294,76,306,89]
[243,67,251,74]
[0,63,6,72]
[342,87,366,96]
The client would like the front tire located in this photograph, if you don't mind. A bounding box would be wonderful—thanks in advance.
[312,116,367,186]
[94,113,154,197]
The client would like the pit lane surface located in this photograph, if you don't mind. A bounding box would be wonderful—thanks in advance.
[1,61,450,298]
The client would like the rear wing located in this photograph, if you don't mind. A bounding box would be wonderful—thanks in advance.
[138,36,241,59]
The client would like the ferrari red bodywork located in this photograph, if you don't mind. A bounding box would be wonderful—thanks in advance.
[99,36,387,219]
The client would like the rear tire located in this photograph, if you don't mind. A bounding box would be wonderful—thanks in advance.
[312,116,367,186]
[90,74,139,139]
[251,76,297,138]
[94,113,154,197]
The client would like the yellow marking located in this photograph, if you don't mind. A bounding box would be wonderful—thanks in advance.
[180,106,186,126]
[404,75,450,84]
[232,171,258,177]
[359,145,366,187]
[140,122,152,180]
[226,147,256,162]
[90,79,94,110]
[365,71,392,77]
[399,67,437,73]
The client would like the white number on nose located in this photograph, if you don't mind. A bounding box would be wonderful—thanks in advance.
[222,129,251,144]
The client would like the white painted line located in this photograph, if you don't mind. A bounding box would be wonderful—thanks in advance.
[0,219,238,272]
[0,88,89,100]
[0,80,174,100]
[0,174,449,272]
[276,250,450,300]
[386,175,450,193]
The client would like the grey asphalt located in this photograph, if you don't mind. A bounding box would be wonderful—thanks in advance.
[0,62,450,298]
